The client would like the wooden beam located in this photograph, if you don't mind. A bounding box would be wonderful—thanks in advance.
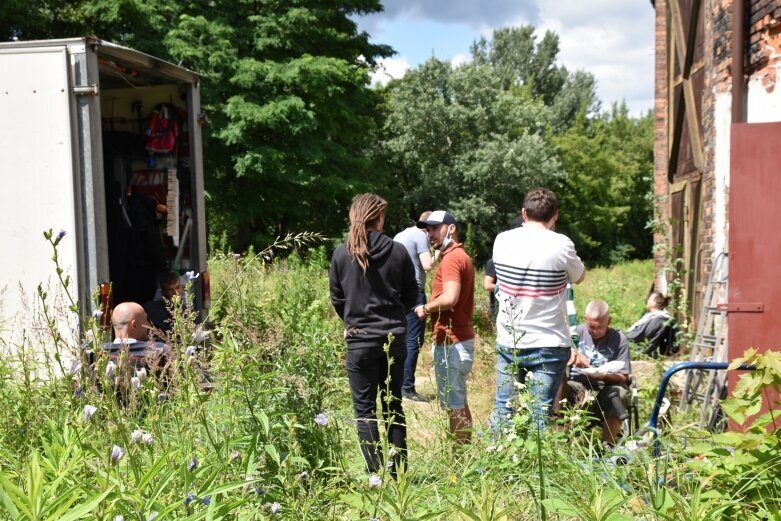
[667,0,705,174]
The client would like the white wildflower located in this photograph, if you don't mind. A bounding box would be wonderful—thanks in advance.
[106,361,116,379]
[83,405,97,421]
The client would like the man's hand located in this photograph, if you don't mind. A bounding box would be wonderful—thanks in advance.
[414,305,426,319]
[570,351,590,368]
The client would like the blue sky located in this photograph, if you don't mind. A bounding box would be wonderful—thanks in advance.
[356,1,656,116]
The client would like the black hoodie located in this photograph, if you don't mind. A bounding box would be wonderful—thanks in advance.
[329,230,419,349]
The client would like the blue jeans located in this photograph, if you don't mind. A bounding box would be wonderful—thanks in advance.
[402,290,426,393]
[433,339,474,409]
[490,345,570,431]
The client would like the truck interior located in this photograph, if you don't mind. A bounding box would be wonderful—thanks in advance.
[97,52,201,311]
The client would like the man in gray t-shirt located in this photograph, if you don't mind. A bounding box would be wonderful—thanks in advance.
[393,211,435,400]
[566,300,631,445]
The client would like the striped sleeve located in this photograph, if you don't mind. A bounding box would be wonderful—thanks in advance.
[494,263,568,297]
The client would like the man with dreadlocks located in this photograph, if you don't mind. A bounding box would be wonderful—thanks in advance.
[329,193,419,474]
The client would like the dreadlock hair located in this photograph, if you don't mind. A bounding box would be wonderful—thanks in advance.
[347,193,387,273]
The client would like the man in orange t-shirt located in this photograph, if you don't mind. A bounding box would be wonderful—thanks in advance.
[415,211,475,443]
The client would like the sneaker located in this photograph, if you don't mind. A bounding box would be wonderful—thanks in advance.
[402,390,429,402]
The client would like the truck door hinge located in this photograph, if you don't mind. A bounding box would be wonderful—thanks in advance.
[73,84,99,96]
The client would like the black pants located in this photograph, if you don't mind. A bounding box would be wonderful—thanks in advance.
[346,338,407,473]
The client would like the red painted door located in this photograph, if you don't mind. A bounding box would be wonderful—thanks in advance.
[728,122,781,390]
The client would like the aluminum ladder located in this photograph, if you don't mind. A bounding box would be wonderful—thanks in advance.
[680,251,729,429]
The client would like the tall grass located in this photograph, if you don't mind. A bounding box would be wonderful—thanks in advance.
[0,247,778,520]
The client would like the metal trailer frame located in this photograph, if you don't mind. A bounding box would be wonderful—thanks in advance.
[0,37,208,319]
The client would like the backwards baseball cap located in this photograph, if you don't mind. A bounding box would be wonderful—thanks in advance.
[417,210,457,229]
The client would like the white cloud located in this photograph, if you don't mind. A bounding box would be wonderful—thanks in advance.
[533,0,655,115]
[370,56,412,86]
[359,0,655,115]
[451,53,471,68]
[363,0,537,30]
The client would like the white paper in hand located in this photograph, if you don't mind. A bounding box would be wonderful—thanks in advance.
[579,360,625,377]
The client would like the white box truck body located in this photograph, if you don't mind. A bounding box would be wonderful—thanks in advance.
[0,37,209,351]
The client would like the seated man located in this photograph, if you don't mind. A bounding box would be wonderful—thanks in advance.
[102,301,170,377]
[566,300,632,445]
[143,271,182,335]
[627,291,676,357]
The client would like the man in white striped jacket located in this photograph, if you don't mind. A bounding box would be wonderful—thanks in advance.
[490,188,585,431]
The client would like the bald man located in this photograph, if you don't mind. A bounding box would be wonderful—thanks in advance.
[111,302,153,343]
[102,302,169,377]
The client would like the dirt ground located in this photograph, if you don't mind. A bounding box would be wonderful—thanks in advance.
[401,333,497,447]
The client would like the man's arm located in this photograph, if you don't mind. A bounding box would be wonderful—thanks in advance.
[419,251,434,272]
[597,372,628,385]
[564,238,586,284]
[484,275,496,293]
[401,252,419,311]
[415,280,461,319]
[601,332,631,385]
[328,254,345,320]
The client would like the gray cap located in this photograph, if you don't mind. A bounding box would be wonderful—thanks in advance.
[417,210,457,228]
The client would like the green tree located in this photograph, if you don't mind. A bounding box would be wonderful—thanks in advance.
[471,25,568,105]
[555,103,654,265]
[379,56,563,260]
[1,0,392,249]
[164,1,392,247]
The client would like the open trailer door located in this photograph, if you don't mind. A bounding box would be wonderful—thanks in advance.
[0,45,82,347]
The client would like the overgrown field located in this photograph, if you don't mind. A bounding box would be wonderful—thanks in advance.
[0,251,779,520]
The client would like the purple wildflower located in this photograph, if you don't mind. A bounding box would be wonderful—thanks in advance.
[188,457,198,472]
[184,492,196,506]
[111,445,125,463]
[83,405,97,421]
[57,230,66,240]
[368,475,382,488]
[314,412,329,426]
[270,502,281,515]
[201,495,211,505]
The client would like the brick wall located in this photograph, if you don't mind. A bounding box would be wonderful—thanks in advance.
[653,0,669,281]
[698,0,733,302]
[654,0,780,305]
[748,0,781,91]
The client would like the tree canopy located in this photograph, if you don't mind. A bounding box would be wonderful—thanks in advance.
[2,8,654,265]
[378,25,653,264]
